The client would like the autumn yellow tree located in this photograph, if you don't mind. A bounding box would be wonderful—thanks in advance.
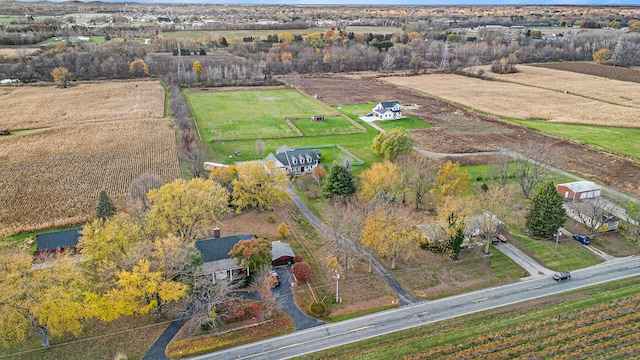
[129,59,149,77]
[593,48,611,64]
[430,161,470,205]
[358,160,402,200]
[231,161,289,213]
[193,60,204,74]
[361,202,421,269]
[278,32,295,43]
[277,222,290,239]
[51,66,70,88]
[147,178,230,241]
[209,164,237,187]
[0,248,90,347]
[281,51,293,63]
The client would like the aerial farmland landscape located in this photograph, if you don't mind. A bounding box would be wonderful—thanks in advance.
[1,1,640,359]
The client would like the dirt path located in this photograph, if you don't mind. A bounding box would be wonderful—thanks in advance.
[297,75,640,199]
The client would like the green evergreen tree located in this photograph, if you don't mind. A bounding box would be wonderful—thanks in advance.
[322,162,356,199]
[525,181,566,238]
[371,129,414,161]
[447,212,466,259]
[95,189,117,220]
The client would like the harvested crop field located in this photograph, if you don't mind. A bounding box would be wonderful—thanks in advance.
[385,74,640,128]
[486,65,640,110]
[0,81,164,130]
[531,61,640,83]
[0,81,179,235]
[297,75,640,198]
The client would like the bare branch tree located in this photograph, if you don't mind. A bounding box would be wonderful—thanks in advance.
[514,142,551,199]
[254,265,277,320]
[487,153,512,189]
[622,202,640,243]
[127,173,167,217]
[254,139,266,159]
[564,197,616,235]
[185,277,236,335]
[186,142,208,178]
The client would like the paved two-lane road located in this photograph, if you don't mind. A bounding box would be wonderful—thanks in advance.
[190,257,640,360]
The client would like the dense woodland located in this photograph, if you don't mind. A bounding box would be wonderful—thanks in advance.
[0,2,639,85]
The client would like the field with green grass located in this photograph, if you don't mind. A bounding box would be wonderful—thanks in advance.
[290,116,362,136]
[188,89,340,140]
[297,277,640,360]
[511,120,640,160]
[374,116,433,132]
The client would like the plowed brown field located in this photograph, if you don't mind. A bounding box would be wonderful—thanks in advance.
[297,75,640,198]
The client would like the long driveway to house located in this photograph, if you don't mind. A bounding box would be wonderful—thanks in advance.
[285,184,422,306]
[272,267,325,330]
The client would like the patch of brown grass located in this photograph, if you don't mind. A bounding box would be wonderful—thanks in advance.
[386,74,640,128]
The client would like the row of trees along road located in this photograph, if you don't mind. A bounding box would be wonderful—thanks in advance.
[0,159,291,348]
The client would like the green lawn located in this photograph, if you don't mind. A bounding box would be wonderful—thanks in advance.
[462,163,575,187]
[188,89,337,140]
[374,116,433,131]
[290,116,361,136]
[508,226,603,271]
[0,17,16,23]
[511,120,640,160]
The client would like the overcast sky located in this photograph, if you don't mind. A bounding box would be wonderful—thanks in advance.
[35,0,640,4]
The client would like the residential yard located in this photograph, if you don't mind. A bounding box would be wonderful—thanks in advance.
[373,115,433,132]
[290,115,363,136]
[296,277,640,360]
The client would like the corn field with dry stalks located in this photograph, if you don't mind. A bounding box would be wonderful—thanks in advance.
[0,81,180,236]
[386,73,640,128]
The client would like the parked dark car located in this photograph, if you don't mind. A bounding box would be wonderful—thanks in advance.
[270,270,281,287]
[572,234,591,245]
[553,271,571,281]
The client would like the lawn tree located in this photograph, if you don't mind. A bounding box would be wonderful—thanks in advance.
[254,139,266,158]
[147,178,230,241]
[127,172,166,218]
[371,129,414,161]
[324,199,365,276]
[487,153,513,189]
[526,181,566,239]
[357,160,402,200]
[564,197,616,234]
[476,185,517,254]
[0,249,90,348]
[291,261,312,281]
[228,237,272,276]
[209,164,238,188]
[310,165,327,187]
[186,142,208,178]
[514,143,551,199]
[446,212,466,260]
[397,153,436,209]
[101,236,201,319]
[622,202,640,243]
[361,201,421,269]
[185,277,236,335]
[430,161,470,206]
[231,161,289,213]
[322,161,356,200]
[254,265,277,320]
[95,189,117,221]
[277,222,290,239]
[50,66,70,88]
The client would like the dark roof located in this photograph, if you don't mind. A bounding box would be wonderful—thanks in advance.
[273,148,321,168]
[379,101,401,109]
[195,234,254,262]
[36,229,81,252]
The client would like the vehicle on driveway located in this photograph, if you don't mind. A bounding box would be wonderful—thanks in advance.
[491,234,508,245]
[572,234,591,245]
[553,271,571,281]
[270,270,281,287]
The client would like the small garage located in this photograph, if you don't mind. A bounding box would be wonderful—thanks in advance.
[557,181,602,201]
[271,240,295,267]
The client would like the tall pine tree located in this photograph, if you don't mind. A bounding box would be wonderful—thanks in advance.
[525,181,566,238]
[95,189,117,220]
[322,162,356,200]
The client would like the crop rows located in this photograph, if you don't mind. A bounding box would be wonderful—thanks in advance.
[0,119,180,235]
[0,81,165,130]
[416,294,640,359]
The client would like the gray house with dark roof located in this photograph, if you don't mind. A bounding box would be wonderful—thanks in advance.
[372,101,403,120]
[35,229,81,260]
[264,145,322,176]
[195,234,254,283]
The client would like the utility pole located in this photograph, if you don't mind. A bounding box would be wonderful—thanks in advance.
[333,271,340,303]
[554,230,561,254]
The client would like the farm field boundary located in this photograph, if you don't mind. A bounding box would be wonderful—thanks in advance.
[384,74,640,128]
[531,61,640,83]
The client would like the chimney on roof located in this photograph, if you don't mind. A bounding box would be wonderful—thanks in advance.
[213,227,221,238]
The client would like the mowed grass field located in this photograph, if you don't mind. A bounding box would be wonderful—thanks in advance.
[187,89,347,140]
[385,73,640,128]
[0,81,180,236]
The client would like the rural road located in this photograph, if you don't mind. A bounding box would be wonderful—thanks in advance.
[189,256,640,360]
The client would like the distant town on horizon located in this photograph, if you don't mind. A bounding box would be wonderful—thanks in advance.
[16,0,640,6]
